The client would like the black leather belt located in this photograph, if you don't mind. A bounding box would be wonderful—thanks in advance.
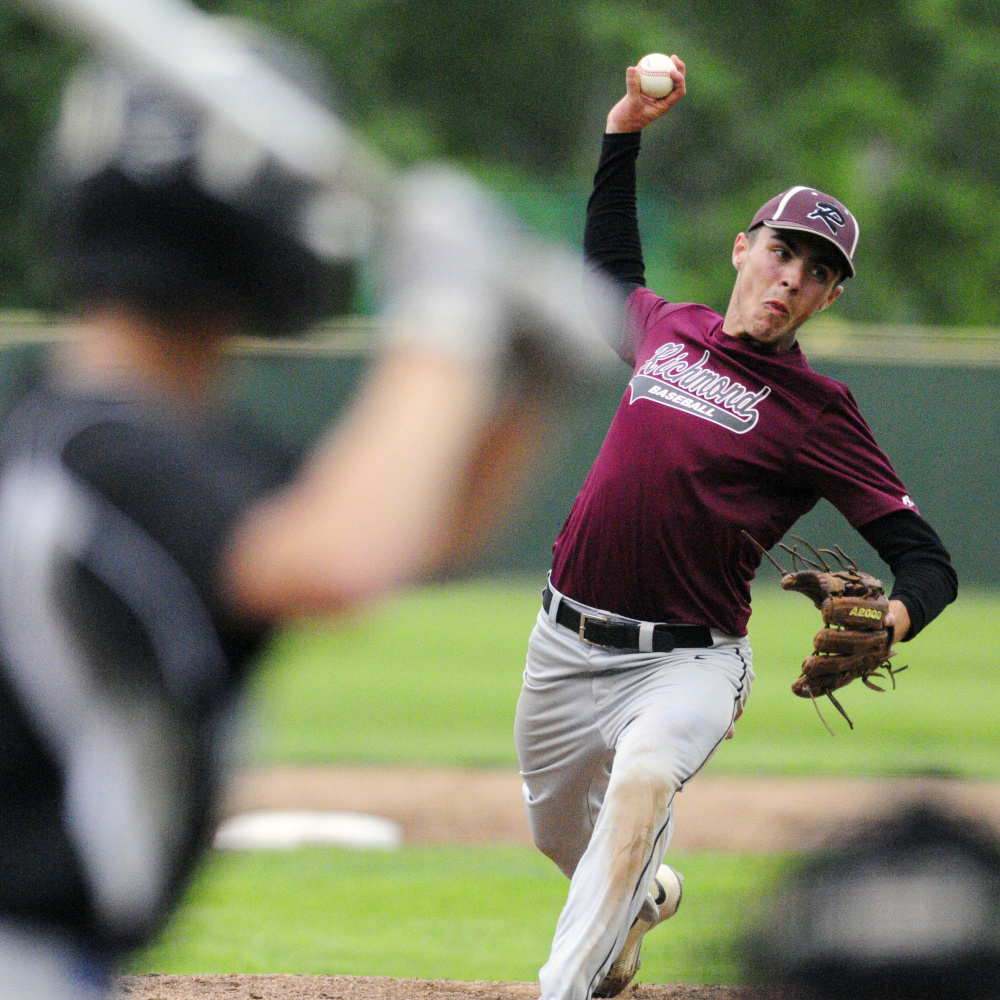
[542,586,713,652]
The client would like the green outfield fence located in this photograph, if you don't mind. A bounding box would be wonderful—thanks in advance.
[2,314,997,588]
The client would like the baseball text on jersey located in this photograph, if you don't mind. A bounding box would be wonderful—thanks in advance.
[628,343,771,433]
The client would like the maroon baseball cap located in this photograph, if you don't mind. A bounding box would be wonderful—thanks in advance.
[749,186,859,278]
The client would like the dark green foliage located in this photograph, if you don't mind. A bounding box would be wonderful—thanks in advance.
[0,10,76,308]
[2,0,998,324]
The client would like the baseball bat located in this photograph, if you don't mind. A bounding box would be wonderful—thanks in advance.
[19,0,387,196]
[16,0,623,372]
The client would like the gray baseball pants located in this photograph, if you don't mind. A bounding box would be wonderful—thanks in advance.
[514,582,753,1000]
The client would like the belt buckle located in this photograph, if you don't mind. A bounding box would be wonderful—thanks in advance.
[577,611,609,643]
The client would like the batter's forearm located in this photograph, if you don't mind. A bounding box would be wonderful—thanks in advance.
[222,349,500,617]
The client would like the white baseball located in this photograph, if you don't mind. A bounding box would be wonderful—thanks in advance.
[637,53,677,99]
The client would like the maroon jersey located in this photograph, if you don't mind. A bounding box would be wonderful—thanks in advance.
[551,288,917,636]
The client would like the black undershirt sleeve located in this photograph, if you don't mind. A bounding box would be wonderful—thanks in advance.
[858,508,958,640]
[584,131,645,294]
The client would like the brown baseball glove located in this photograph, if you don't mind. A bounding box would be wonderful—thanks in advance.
[744,533,906,732]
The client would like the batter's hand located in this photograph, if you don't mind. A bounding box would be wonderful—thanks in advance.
[606,57,686,134]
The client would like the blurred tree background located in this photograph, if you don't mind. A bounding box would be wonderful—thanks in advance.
[1,0,998,325]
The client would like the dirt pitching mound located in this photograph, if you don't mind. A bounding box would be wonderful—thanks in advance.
[119,974,789,1000]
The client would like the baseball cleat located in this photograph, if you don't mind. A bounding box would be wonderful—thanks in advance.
[592,864,684,999]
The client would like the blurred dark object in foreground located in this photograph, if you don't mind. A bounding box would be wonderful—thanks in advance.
[750,799,1000,1000]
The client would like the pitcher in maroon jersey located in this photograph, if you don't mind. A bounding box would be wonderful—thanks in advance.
[515,56,957,1000]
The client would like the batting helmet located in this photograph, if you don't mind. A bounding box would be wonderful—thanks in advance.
[40,28,361,336]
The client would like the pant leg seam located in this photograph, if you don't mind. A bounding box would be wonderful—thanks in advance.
[587,804,674,996]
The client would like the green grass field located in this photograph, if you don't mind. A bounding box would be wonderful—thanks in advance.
[136,579,997,983]
[245,578,997,778]
[135,847,786,985]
